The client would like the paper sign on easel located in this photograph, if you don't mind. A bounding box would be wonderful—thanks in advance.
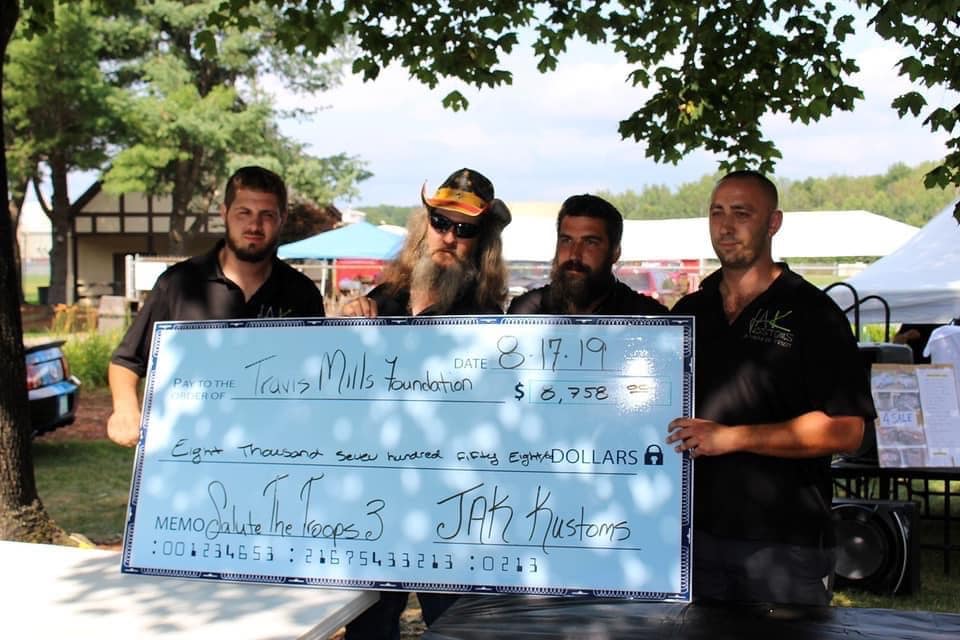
[871,364,960,467]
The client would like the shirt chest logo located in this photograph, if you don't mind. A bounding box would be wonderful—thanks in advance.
[258,305,294,318]
[746,308,794,348]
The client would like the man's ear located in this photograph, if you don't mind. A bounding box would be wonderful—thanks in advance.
[219,203,228,223]
[612,244,622,264]
[767,209,783,238]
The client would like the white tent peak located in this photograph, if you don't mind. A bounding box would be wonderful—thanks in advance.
[827,199,960,324]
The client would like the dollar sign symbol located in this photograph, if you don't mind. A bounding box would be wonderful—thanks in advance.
[514,381,525,400]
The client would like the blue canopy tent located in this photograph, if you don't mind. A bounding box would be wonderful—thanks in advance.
[278,221,405,295]
[278,221,404,260]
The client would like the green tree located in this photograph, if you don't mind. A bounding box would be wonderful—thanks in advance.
[600,161,955,223]
[600,173,720,219]
[1,0,64,544]
[5,1,129,304]
[207,0,959,214]
[0,0,366,541]
[360,204,417,227]
[102,0,368,255]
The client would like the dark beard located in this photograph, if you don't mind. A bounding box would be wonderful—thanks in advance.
[547,259,613,313]
[226,234,277,263]
[410,250,478,313]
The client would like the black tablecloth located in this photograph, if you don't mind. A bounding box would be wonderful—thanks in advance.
[424,596,960,639]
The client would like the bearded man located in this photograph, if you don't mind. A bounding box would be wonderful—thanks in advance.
[107,166,324,447]
[666,170,874,605]
[340,168,510,318]
[507,194,666,315]
[338,167,510,639]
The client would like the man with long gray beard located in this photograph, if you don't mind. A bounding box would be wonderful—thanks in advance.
[507,194,667,315]
[107,166,324,446]
[337,167,511,639]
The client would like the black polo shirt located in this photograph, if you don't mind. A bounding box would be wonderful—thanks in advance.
[507,280,668,315]
[673,265,875,546]
[365,283,502,315]
[112,241,324,377]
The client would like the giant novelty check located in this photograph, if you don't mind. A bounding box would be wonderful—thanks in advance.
[122,316,693,601]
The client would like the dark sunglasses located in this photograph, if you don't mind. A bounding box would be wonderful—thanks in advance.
[428,211,481,239]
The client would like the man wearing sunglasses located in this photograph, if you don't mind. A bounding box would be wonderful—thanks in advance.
[338,167,510,639]
[340,168,510,318]
[508,194,667,316]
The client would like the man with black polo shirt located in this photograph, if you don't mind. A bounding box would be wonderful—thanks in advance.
[666,170,875,606]
[107,166,324,447]
[507,194,667,315]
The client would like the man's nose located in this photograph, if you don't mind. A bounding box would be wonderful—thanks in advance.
[716,212,734,232]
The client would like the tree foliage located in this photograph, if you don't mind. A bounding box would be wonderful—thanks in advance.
[279,200,340,245]
[359,204,418,227]
[5,1,130,304]
[600,160,956,224]
[1,0,60,544]
[208,0,959,216]
[99,0,368,254]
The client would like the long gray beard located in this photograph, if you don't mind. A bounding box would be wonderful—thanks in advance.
[410,251,478,313]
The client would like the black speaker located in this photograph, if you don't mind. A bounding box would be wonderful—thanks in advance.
[832,498,920,595]
[858,342,914,366]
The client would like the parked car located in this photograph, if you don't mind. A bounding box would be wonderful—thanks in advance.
[615,266,664,301]
[25,339,81,436]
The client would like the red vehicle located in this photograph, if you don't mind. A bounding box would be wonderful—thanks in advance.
[615,266,664,300]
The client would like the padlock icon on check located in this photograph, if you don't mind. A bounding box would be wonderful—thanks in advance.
[643,444,664,466]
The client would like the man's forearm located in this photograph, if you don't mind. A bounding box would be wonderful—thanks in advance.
[729,411,865,458]
[108,362,142,412]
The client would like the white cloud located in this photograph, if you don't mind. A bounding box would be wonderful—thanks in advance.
[766,42,952,181]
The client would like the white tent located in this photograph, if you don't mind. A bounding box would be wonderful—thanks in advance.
[501,209,918,263]
[827,200,960,324]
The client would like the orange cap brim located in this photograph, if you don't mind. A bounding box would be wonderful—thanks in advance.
[421,183,489,217]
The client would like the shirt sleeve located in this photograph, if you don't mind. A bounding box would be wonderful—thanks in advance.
[303,282,325,317]
[802,295,877,421]
[506,289,543,314]
[110,275,170,378]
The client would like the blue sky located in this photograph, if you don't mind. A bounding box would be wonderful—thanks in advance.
[273,23,953,208]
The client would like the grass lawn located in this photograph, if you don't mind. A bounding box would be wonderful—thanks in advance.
[33,439,135,544]
[22,271,49,304]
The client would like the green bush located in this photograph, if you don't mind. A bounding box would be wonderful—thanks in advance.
[62,331,122,389]
[859,323,898,343]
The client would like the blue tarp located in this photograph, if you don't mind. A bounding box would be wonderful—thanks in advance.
[277,221,404,260]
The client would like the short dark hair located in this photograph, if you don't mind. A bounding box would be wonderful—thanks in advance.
[224,166,288,213]
[716,170,779,209]
[556,194,624,248]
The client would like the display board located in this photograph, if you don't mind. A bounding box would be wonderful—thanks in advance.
[121,316,693,601]
[872,364,960,467]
